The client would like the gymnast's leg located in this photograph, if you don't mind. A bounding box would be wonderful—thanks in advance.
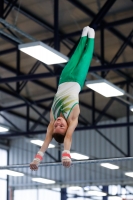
[59,26,89,85]
[73,27,95,89]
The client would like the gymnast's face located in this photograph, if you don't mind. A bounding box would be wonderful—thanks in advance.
[53,117,68,135]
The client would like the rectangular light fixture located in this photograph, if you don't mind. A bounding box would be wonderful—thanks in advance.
[87,190,107,196]
[86,79,125,97]
[100,163,119,169]
[19,41,69,65]
[0,170,24,176]
[0,126,9,132]
[67,186,82,191]
[30,139,55,148]
[71,152,89,160]
[125,172,133,178]
[32,178,55,184]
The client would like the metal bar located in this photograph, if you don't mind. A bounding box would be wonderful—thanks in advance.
[19,61,41,92]
[5,83,49,124]
[90,0,117,28]
[0,18,36,41]
[0,113,20,131]
[1,156,133,169]
[0,86,53,112]
[0,107,47,127]
[54,0,59,51]
[80,101,116,121]
[95,99,115,124]
[0,61,56,93]
[0,83,116,120]
[0,47,17,55]
[95,128,127,156]
[68,0,133,49]
[4,0,74,46]
[94,30,133,123]
[108,27,133,48]
[3,0,12,15]
[0,33,18,45]
[16,49,20,93]
[92,91,95,124]
[0,62,133,83]
[0,29,22,43]
[3,0,18,19]
[0,97,53,112]
[111,30,133,64]
[104,29,133,77]
[30,102,52,131]
[0,72,58,83]
[26,105,29,131]
[80,110,125,155]
[61,188,67,200]
[89,62,133,72]
[104,16,133,28]
[59,17,133,40]
[1,122,133,137]
[127,84,130,157]
[0,0,4,17]
[45,151,58,162]
[101,26,105,77]
[7,149,9,200]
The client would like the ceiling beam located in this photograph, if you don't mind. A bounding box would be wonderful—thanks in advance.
[0,61,56,93]
[1,122,133,137]
[67,0,133,49]
[0,62,133,83]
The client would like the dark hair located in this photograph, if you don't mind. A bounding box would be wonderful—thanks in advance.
[53,133,65,143]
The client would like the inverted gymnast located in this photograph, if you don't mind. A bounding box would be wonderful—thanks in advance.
[30,26,95,169]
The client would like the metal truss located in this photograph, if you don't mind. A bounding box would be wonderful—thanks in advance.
[0,0,133,157]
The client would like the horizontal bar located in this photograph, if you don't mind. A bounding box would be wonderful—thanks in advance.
[0,156,133,169]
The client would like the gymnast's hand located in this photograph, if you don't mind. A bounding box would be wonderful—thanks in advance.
[62,150,72,168]
[30,160,39,171]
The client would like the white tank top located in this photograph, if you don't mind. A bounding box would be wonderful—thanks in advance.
[51,82,81,120]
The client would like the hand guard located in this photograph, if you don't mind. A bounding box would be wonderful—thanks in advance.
[33,151,44,165]
[62,150,71,162]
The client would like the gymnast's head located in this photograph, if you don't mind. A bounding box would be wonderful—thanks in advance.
[52,117,68,143]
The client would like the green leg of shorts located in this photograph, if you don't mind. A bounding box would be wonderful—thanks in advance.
[59,36,94,89]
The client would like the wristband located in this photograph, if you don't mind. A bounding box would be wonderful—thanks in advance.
[34,151,44,163]
[62,150,71,161]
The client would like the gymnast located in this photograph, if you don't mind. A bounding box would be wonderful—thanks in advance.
[30,26,95,169]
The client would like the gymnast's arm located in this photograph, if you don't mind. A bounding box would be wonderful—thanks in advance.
[30,111,54,170]
[62,105,80,168]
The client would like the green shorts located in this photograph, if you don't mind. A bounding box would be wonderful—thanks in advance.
[59,36,94,89]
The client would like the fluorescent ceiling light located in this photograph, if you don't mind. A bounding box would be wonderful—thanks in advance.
[108,196,122,200]
[87,190,107,196]
[0,126,9,132]
[71,153,89,160]
[68,186,82,191]
[32,178,55,184]
[125,172,133,178]
[19,41,69,65]
[86,79,125,97]
[0,170,24,176]
[30,140,55,148]
[100,163,119,169]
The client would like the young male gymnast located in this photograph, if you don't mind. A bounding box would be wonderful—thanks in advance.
[30,26,95,169]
